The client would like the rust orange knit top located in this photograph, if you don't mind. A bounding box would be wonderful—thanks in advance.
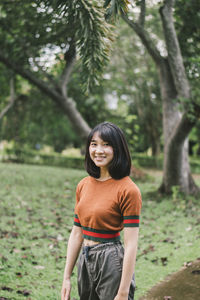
[74,176,142,243]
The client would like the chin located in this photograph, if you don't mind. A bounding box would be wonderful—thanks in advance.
[95,163,105,167]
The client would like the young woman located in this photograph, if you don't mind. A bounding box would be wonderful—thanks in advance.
[61,122,142,300]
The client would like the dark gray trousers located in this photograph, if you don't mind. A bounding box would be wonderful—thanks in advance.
[77,241,135,300]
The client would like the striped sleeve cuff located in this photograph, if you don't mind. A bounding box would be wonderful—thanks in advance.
[123,215,140,227]
[74,214,81,227]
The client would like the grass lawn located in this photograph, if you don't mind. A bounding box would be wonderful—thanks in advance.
[0,163,199,300]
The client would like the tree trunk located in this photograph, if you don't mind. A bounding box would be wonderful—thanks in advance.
[158,60,198,194]
[158,1,199,194]
[121,2,200,195]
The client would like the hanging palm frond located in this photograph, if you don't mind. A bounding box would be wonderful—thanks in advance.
[104,0,130,20]
[50,0,116,92]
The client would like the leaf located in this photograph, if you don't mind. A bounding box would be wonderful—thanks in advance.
[17,290,31,296]
[33,265,45,270]
[161,257,168,266]
[13,248,21,253]
[191,270,200,275]
[1,286,13,292]
[186,226,192,231]
[57,233,63,241]
[162,237,175,244]
[142,244,155,255]
[104,0,112,8]
[151,257,159,265]
[10,231,19,238]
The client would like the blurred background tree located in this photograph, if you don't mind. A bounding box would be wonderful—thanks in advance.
[107,0,200,194]
[0,0,199,195]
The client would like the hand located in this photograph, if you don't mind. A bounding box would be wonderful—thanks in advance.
[61,278,71,300]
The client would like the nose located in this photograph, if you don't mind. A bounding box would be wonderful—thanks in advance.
[95,145,104,153]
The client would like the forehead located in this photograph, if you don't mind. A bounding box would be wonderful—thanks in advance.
[91,131,103,141]
[90,128,114,144]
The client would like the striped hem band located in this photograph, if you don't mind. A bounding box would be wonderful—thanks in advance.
[123,215,140,227]
[74,214,81,227]
[82,226,120,242]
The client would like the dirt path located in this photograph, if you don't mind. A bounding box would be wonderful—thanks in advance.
[138,259,200,300]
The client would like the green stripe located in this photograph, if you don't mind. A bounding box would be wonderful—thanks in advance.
[123,215,140,220]
[82,226,119,235]
[74,221,81,227]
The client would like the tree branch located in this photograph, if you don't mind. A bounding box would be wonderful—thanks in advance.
[59,42,76,97]
[160,0,190,98]
[120,10,164,66]
[138,0,146,27]
[0,51,91,139]
[0,77,16,120]
[0,51,62,104]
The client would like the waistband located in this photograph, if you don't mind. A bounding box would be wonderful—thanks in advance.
[82,241,122,260]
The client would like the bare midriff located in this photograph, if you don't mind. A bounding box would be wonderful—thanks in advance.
[83,238,101,246]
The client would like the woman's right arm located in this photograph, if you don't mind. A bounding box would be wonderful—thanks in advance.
[61,225,83,300]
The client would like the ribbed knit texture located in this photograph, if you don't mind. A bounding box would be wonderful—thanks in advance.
[74,176,142,242]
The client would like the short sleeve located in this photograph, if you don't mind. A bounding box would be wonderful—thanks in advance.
[73,184,81,227]
[119,184,142,228]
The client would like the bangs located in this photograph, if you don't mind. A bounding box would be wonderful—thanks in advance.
[95,125,115,147]
[85,122,131,179]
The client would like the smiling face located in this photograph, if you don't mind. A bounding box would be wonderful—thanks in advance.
[89,131,114,172]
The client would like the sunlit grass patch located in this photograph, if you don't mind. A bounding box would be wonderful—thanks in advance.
[136,175,200,298]
[0,163,86,300]
[0,163,199,299]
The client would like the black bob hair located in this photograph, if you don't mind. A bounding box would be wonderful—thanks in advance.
[85,122,131,179]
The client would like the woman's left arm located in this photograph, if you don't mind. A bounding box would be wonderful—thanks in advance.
[114,227,139,300]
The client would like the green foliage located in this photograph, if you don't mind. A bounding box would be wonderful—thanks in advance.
[0,0,199,159]
[189,123,200,156]
[68,64,112,127]
[0,64,12,102]
[2,148,85,170]
[0,1,66,66]
[132,153,163,169]
[174,0,200,117]
[175,0,200,71]
[99,18,162,155]
[0,87,80,151]
[0,0,114,91]
[171,185,181,202]
[104,0,130,20]
[50,0,114,91]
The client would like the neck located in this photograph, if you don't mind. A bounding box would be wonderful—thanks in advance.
[99,168,111,181]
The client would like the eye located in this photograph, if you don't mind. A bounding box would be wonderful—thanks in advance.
[103,142,109,146]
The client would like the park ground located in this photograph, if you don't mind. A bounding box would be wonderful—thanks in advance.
[0,163,200,300]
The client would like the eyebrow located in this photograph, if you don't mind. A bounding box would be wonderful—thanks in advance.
[91,139,109,143]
